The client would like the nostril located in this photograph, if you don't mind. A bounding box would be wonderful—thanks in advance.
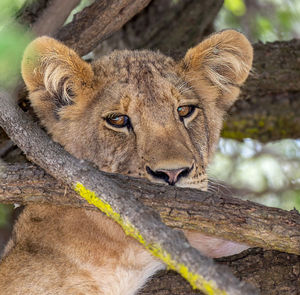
[146,166,169,183]
[146,165,192,185]
[177,167,190,179]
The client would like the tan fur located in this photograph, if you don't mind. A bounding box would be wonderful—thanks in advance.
[0,30,253,294]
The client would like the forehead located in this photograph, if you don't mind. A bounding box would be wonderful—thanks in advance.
[93,49,175,79]
[92,50,197,108]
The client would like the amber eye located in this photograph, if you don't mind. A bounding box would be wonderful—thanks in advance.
[177,105,195,119]
[106,114,130,128]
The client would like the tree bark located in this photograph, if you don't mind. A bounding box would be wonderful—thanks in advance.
[94,0,224,58]
[55,0,152,57]
[223,40,300,141]
[31,0,80,36]
[1,161,300,256]
[141,248,300,295]
[16,0,52,26]
[1,165,299,295]
[16,0,80,36]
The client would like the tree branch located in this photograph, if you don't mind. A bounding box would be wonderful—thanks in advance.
[0,91,258,294]
[16,0,52,26]
[141,248,300,295]
[31,0,80,36]
[1,162,299,256]
[55,0,152,56]
[16,0,80,37]
[94,0,224,58]
[223,40,300,141]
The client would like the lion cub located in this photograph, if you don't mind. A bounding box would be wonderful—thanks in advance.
[0,30,252,294]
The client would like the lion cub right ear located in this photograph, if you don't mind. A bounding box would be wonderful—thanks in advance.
[22,36,94,109]
[181,30,253,110]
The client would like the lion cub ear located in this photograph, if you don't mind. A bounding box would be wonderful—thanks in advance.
[181,30,253,109]
[21,36,94,107]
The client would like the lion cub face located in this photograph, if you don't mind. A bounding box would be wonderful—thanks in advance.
[22,31,252,190]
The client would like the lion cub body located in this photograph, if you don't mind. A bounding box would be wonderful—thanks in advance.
[1,205,162,294]
[0,30,252,294]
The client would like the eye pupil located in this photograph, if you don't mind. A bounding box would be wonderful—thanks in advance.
[177,105,195,118]
[106,114,129,128]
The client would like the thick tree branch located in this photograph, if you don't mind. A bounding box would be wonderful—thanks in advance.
[223,40,300,141]
[16,0,51,26]
[141,248,300,295]
[31,0,80,36]
[1,162,300,256]
[94,0,224,58]
[55,0,152,56]
[0,91,258,294]
[17,0,80,36]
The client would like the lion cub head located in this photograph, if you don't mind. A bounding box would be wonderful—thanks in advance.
[21,30,252,190]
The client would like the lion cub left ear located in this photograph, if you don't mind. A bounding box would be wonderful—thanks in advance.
[181,30,253,109]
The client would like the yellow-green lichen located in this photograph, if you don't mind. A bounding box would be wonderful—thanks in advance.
[222,115,300,142]
[74,182,228,295]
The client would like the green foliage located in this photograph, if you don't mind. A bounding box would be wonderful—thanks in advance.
[208,139,300,210]
[65,0,93,25]
[0,0,32,89]
[0,204,13,227]
[0,24,32,88]
[216,0,300,42]
[224,0,246,16]
[0,0,26,22]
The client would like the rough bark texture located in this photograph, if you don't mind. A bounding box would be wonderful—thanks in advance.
[141,248,300,295]
[94,0,224,58]
[1,162,300,256]
[224,40,300,141]
[55,0,152,56]
[0,91,258,295]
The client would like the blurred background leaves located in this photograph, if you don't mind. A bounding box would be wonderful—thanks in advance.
[0,0,32,89]
[217,0,300,42]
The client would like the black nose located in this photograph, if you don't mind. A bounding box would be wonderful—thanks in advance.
[146,166,191,185]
